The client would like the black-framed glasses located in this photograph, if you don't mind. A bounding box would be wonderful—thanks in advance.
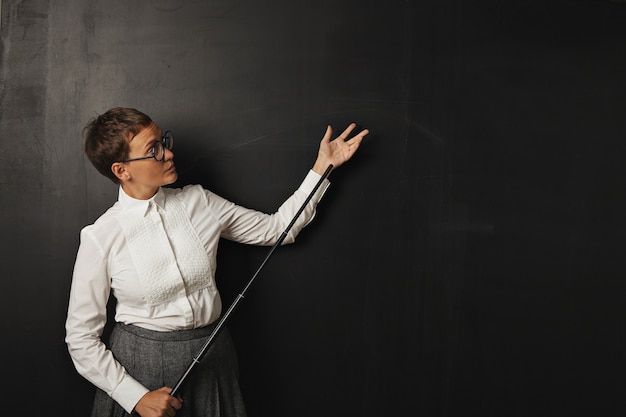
[123,131,174,162]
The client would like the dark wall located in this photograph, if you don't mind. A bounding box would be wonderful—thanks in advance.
[1,0,625,416]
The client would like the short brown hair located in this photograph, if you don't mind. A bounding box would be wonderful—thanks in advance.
[83,107,153,184]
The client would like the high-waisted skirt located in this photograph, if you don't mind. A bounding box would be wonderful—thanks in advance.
[91,322,247,417]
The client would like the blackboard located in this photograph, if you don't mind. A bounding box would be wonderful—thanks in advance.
[1,1,625,416]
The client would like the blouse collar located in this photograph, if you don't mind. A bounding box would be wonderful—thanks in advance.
[117,186,167,217]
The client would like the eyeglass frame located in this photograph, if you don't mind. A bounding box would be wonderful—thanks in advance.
[121,130,174,162]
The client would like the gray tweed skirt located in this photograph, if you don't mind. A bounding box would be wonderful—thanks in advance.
[91,322,247,417]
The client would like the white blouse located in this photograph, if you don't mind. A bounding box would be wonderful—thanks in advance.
[65,170,329,413]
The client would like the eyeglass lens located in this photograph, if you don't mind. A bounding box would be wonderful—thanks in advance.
[163,131,174,151]
[154,131,174,161]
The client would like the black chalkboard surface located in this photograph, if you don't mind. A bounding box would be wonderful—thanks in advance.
[1,1,624,416]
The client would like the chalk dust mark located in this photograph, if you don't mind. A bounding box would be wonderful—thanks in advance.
[150,0,184,12]
[150,0,247,17]
[414,123,445,146]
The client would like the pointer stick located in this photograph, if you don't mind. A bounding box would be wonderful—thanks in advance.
[170,164,333,396]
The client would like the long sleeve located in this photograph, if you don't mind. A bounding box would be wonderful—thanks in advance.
[65,229,149,414]
[210,170,330,245]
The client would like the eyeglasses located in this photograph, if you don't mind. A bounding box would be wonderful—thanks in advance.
[122,131,174,162]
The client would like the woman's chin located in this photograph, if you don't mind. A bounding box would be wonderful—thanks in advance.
[163,171,178,186]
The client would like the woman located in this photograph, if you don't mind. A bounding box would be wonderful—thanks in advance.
[65,107,367,417]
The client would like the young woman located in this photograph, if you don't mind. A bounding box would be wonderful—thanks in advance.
[65,107,367,417]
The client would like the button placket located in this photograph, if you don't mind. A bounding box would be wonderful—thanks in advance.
[154,203,194,325]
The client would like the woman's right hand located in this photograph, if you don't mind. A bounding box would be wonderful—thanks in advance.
[133,387,183,417]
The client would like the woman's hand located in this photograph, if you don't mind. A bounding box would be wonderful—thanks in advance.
[134,387,183,417]
[312,123,369,176]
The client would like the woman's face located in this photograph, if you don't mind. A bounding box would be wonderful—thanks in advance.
[119,122,178,199]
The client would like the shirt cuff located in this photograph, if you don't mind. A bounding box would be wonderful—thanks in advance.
[111,374,150,414]
[300,170,331,202]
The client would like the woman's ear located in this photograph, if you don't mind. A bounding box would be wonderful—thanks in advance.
[111,162,130,182]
